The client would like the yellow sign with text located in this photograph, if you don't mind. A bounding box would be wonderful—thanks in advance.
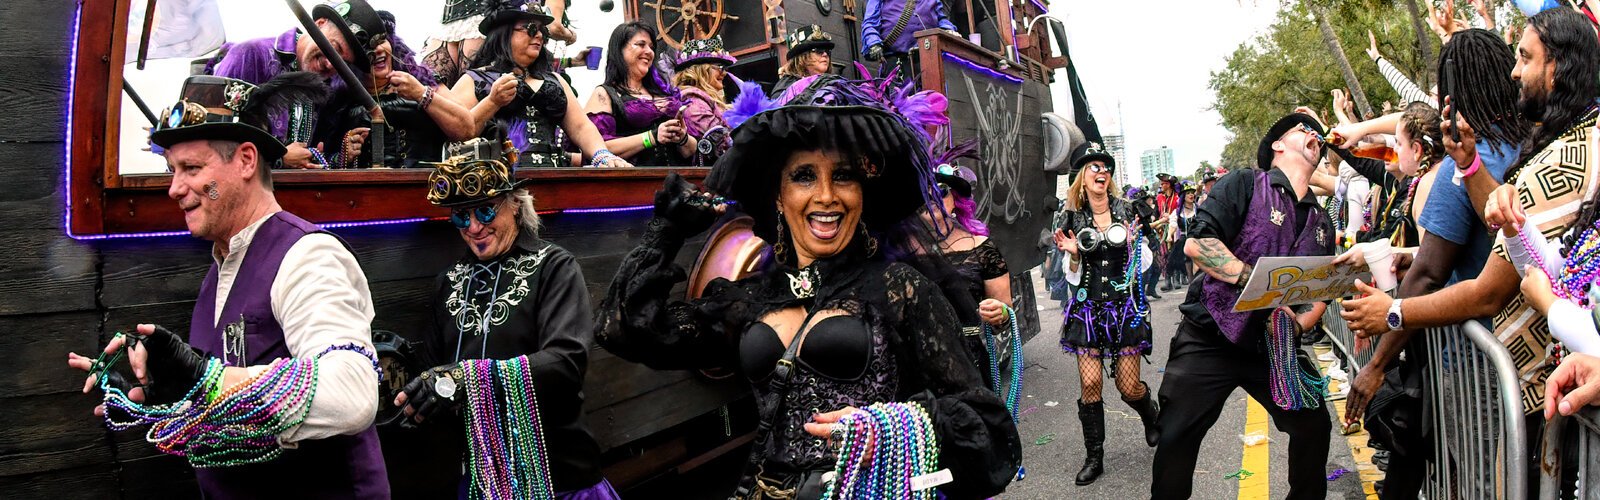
[1232,256,1373,312]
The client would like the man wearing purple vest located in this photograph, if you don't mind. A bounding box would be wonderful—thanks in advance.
[68,73,389,498]
[1149,112,1336,500]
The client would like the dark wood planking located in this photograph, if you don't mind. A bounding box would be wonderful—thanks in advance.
[115,453,199,500]
[98,235,211,310]
[0,57,69,143]
[0,311,102,399]
[0,142,69,231]
[0,229,98,315]
[0,1,75,57]
[584,370,746,449]
[369,277,436,338]
[0,393,113,478]
[0,465,122,499]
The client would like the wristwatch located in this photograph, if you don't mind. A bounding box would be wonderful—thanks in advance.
[1386,298,1404,331]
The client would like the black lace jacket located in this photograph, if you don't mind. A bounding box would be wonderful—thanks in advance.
[594,217,1022,499]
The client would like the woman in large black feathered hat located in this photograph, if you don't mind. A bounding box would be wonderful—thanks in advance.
[595,76,1020,499]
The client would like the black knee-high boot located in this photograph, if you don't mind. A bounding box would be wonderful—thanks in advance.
[1124,381,1161,447]
[1076,400,1105,485]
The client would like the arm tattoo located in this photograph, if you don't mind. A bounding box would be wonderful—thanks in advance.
[1193,238,1246,284]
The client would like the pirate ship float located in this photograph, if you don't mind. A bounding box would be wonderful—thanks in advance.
[1,0,1076,495]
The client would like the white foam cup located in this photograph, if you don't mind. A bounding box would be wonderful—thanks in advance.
[1361,240,1396,291]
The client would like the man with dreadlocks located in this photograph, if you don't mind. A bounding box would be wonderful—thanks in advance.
[1339,28,1531,500]
[1342,9,1600,496]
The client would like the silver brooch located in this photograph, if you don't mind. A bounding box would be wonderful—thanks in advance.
[788,266,818,299]
[223,314,247,366]
[1270,209,1285,227]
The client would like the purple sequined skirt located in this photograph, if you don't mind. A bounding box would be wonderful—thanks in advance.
[1059,297,1152,358]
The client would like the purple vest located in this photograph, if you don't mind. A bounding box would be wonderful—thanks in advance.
[1201,171,1332,345]
[189,212,389,499]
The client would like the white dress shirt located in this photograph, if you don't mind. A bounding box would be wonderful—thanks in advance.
[208,212,379,444]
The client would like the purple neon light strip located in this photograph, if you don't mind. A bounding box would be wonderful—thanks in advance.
[1029,0,1048,15]
[560,204,653,214]
[63,3,82,239]
[942,52,1022,84]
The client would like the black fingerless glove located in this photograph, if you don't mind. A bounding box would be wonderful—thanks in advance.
[653,172,721,236]
[138,325,211,405]
[397,363,465,427]
[866,44,884,62]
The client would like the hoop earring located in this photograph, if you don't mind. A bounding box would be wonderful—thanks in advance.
[858,222,878,257]
[773,213,789,265]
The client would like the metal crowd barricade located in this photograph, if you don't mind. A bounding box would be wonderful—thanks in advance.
[1323,301,1373,377]
[1421,321,1527,500]
[1541,406,1600,499]
[1319,306,1529,499]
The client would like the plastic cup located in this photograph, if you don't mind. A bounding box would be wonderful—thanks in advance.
[1361,240,1397,291]
[585,46,603,70]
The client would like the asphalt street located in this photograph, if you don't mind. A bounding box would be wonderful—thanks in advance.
[1002,271,1372,499]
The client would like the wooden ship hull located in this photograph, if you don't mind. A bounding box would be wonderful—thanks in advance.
[1,0,1066,496]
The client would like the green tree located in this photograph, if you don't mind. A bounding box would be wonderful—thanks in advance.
[1210,1,1432,169]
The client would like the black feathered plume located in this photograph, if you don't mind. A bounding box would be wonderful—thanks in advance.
[931,128,982,167]
[235,71,330,132]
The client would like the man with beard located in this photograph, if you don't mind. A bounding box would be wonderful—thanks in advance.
[1151,112,1335,500]
[1341,8,1600,496]
[208,0,387,168]
[1338,28,1531,500]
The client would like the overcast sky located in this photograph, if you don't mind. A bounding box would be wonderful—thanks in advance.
[121,0,1280,179]
[1047,0,1279,184]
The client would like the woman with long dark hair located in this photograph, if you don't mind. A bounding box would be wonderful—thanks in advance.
[445,0,629,168]
[322,11,482,168]
[596,76,1019,499]
[583,21,698,165]
[1164,182,1198,288]
[921,140,1018,394]
[1051,142,1160,486]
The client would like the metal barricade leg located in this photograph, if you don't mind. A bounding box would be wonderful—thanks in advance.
[1422,322,1529,500]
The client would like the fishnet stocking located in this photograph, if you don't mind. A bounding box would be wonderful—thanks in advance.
[1077,353,1148,403]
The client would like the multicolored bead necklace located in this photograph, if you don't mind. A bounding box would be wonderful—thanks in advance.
[981,304,1026,479]
[1523,219,1600,309]
[1265,308,1327,410]
[461,355,555,500]
[821,402,940,500]
[100,343,378,468]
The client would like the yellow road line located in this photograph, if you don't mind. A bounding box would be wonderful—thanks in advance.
[1317,347,1382,499]
[1238,398,1271,499]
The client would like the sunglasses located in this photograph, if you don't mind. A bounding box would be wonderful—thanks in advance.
[1087,164,1113,174]
[520,21,549,38]
[937,182,953,196]
[450,203,500,229]
[1295,123,1324,144]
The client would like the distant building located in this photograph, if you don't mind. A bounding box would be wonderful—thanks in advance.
[1140,146,1175,186]
[1103,134,1128,188]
